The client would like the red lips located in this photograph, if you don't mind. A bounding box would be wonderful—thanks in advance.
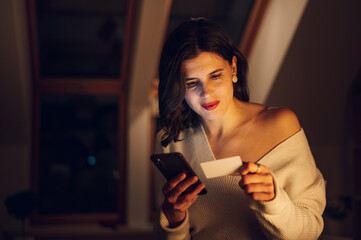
[201,101,220,110]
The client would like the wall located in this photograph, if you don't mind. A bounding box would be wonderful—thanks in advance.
[126,0,171,227]
[266,0,361,237]
[247,0,308,104]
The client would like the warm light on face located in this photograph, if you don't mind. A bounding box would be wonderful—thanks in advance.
[183,52,236,121]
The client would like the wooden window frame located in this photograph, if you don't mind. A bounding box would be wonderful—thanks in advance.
[26,0,138,224]
[239,0,270,59]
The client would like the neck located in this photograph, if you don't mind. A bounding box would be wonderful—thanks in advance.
[202,99,246,138]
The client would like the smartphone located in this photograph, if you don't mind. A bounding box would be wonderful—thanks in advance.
[151,152,207,195]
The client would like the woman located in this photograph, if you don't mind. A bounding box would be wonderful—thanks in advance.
[154,18,326,239]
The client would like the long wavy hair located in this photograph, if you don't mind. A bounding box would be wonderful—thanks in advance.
[158,18,249,147]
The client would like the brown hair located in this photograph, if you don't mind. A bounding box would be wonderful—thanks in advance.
[158,18,249,147]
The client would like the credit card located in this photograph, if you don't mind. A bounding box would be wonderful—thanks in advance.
[200,156,242,179]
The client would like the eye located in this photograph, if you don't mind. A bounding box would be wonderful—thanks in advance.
[185,80,198,89]
[210,73,221,80]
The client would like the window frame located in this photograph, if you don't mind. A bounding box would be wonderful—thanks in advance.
[26,0,138,224]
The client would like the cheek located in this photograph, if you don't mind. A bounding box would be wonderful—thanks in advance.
[223,80,234,95]
[184,92,198,110]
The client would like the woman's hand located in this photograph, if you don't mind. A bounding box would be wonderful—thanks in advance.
[238,162,275,201]
[162,173,206,228]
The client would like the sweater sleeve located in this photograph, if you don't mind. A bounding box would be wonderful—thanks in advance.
[154,208,191,240]
[153,131,192,240]
[249,131,326,240]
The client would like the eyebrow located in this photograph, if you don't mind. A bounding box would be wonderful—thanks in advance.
[185,68,224,81]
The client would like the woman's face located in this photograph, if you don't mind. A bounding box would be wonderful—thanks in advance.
[183,52,237,121]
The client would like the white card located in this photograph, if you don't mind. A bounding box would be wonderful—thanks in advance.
[200,156,242,179]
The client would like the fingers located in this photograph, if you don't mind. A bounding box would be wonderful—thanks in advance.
[162,173,187,195]
[162,174,205,227]
[239,171,274,187]
[239,181,275,199]
[239,161,267,175]
[238,162,275,201]
[246,192,275,201]
[187,181,206,197]
[163,174,199,198]
[162,173,205,209]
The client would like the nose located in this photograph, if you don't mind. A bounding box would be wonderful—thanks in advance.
[200,81,214,98]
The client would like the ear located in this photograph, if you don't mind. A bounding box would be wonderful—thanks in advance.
[231,56,237,75]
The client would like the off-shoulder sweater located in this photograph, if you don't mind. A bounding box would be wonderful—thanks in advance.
[153,125,326,240]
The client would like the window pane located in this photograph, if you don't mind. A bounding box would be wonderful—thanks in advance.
[38,95,119,214]
[168,0,254,46]
[36,0,127,78]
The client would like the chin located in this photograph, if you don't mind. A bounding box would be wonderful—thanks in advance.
[199,112,222,121]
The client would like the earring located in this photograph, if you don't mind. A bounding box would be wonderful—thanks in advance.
[232,75,238,83]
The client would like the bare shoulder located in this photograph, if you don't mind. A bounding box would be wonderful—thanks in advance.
[258,106,301,140]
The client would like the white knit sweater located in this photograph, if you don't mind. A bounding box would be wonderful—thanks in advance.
[154,125,326,240]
